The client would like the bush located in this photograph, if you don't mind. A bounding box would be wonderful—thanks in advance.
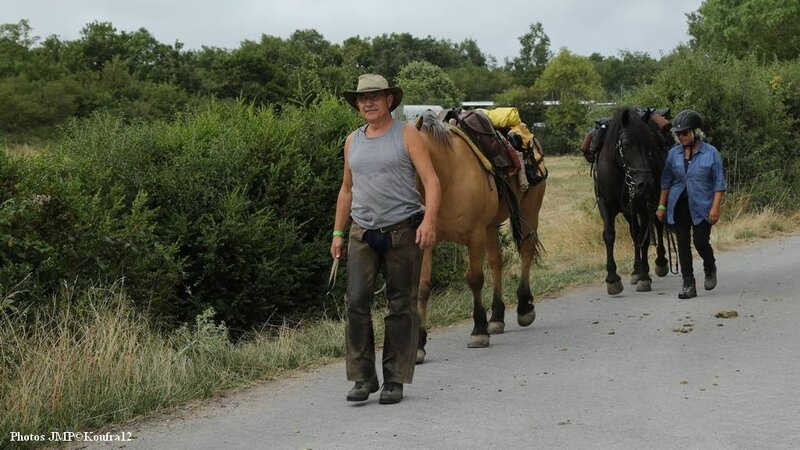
[1,96,361,331]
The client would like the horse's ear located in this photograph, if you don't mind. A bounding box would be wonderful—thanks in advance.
[413,116,423,130]
[642,108,653,123]
[621,109,631,127]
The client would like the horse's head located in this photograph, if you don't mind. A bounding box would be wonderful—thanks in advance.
[611,108,657,202]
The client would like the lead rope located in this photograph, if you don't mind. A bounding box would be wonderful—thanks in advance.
[325,258,345,318]
[665,226,680,274]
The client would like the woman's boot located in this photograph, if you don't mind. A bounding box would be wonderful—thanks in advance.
[678,276,697,299]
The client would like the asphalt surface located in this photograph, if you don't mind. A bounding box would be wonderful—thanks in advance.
[78,235,800,450]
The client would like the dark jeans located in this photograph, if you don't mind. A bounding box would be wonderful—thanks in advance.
[673,195,715,280]
[345,218,422,384]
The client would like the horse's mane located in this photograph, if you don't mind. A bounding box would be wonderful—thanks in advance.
[419,111,453,150]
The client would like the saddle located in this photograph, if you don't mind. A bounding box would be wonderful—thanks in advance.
[580,117,611,164]
[439,108,519,174]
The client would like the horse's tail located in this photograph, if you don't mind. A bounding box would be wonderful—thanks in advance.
[496,175,523,250]
[526,230,545,268]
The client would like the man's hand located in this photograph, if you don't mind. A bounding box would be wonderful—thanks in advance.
[330,236,346,260]
[415,219,436,249]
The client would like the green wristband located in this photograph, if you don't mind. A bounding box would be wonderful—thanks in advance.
[657,204,666,211]
[332,230,345,237]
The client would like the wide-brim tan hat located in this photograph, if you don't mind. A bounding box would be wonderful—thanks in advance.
[343,74,404,111]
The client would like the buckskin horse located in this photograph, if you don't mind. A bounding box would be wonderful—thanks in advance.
[593,107,670,294]
[413,112,546,363]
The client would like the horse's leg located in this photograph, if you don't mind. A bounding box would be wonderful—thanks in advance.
[516,233,537,326]
[653,217,668,277]
[466,232,490,348]
[599,201,623,295]
[415,246,434,364]
[634,212,653,292]
[486,225,505,335]
[624,211,643,285]
[516,183,544,327]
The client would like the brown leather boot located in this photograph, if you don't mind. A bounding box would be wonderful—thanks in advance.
[346,376,379,402]
[379,382,403,405]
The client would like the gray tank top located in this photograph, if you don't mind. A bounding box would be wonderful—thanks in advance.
[349,119,424,229]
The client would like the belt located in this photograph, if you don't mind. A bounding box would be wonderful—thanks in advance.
[377,212,425,233]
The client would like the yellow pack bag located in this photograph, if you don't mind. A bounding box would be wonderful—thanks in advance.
[479,107,521,128]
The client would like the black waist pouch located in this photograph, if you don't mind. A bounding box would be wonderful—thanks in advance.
[364,229,392,256]
[364,213,424,256]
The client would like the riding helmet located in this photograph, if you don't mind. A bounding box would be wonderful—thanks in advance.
[671,109,703,133]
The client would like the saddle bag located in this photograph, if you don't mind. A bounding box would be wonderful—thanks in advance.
[508,123,548,187]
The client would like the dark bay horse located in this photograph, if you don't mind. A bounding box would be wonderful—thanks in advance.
[594,107,670,294]
[413,112,546,363]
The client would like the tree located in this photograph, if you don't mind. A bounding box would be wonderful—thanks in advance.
[507,22,552,86]
[341,36,373,73]
[66,21,127,72]
[395,60,463,106]
[0,20,38,77]
[457,38,487,68]
[589,51,661,98]
[0,19,37,48]
[688,0,800,61]
[207,35,294,105]
[370,33,463,82]
[534,49,603,154]
[448,64,513,101]
[534,49,603,101]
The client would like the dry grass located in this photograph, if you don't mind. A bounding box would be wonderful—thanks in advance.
[0,285,347,448]
[2,144,41,157]
[1,155,797,447]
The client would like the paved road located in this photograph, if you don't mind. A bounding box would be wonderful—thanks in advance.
[83,236,800,450]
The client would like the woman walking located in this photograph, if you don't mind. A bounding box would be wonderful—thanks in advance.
[656,109,726,299]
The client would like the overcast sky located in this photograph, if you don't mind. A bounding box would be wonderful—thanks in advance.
[5,0,704,62]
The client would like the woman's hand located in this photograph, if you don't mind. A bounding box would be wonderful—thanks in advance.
[709,205,721,225]
[656,209,666,222]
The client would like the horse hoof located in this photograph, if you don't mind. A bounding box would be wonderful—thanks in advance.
[517,310,536,327]
[467,335,490,348]
[488,321,505,335]
[655,264,668,277]
[629,274,641,285]
[636,279,652,292]
[607,280,624,295]
[415,349,426,365]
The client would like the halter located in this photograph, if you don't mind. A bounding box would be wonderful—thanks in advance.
[616,138,655,249]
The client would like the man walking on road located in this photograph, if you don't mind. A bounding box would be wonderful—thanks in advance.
[330,74,441,404]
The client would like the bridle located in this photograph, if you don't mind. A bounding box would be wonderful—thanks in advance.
[616,137,655,249]
[616,138,652,206]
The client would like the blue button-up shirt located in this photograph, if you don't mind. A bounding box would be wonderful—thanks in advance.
[661,141,726,225]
